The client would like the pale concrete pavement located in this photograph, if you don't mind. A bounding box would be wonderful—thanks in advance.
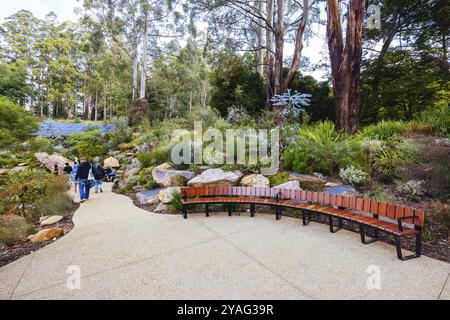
[1,184,449,300]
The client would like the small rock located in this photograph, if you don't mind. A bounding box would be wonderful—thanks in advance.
[325,182,341,187]
[155,162,173,170]
[124,167,140,183]
[10,165,29,172]
[159,187,180,204]
[274,181,301,190]
[0,241,7,254]
[40,215,64,226]
[240,174,270,187]
[0,168,10,175]
[154,202,170,213]
[30,228,64,243]
[137,143,153,153]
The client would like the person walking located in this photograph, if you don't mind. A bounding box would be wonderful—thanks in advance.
[93,163,105,193]
[75,157,93,202]
[71,161,79,185]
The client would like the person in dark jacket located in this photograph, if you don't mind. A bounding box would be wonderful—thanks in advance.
[63,163,73,175]
[75,157,93,202]
[93,163,105,193]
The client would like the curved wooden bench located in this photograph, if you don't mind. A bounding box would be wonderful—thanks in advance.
[180,186,425,261]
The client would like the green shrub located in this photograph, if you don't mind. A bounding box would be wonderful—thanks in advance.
[283,121,367,176]
[137,147,170,168]
[300,181,326,191]
[0,97,39,148]
[363,186,388,202]
[0,169,72,223]
[0,216,35,246]
[339,165,369,187]
[268,173,290,187]
[108,116,133,148]
[372,140,421,176]
[29,137,55,153]
[66,129,107,161]
[169,190,183,213]
[397,180,425,200]
[413,103,450,137]
[359,120,410,141]
[135,167,159,189]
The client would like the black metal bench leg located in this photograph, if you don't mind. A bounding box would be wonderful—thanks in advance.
[250,204,255,217]
[182,205,187,219]
[228,204,232,216]
[302,210,308,225]
[394,234,422,260]
[328,216,342,233]
[205,204,209,217]
[276,207,282,220]
[302,210,312,225]
[359,224,378,244]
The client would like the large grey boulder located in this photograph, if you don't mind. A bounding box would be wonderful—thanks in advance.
[187,168,243,187]
[34,152,68,174]
[274,181,301,190]
[159,187,180,204]
[240,174,270,187]
[152,169,195,187]
[324,185,358,197]
[136,189,161,205]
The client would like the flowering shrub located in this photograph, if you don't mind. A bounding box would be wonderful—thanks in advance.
[398,180,425,199]
[339,165,369,186]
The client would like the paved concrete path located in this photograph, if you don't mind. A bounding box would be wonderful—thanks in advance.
[1,184,449,300]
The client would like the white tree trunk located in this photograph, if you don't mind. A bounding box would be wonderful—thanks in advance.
[139,9,149,99]
[257,0,264,76]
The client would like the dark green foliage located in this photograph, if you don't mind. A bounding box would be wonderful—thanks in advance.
[66,128,108,161]
[288,73,335,122]
[0,62,31,104]
[169,190,183,213]
[283,121,368,176]
[267,173,290,187]
[209,53,266,117]
[0,96,38,148]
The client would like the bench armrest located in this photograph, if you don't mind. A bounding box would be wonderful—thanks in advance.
[397,216,416,232]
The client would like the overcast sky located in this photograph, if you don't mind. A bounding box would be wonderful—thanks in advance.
[0,0,328,80]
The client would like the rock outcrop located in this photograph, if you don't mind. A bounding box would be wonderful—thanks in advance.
[187,169,243,187]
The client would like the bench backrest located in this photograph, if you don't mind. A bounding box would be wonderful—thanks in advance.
[180,186,425,227]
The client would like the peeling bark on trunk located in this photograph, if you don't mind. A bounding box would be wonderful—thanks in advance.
[274,0,285,95]
[257,0,264,76]
[266,0,275,107]
[326,0,365,133]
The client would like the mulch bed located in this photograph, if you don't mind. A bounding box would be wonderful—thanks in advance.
[0,202,80,268]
